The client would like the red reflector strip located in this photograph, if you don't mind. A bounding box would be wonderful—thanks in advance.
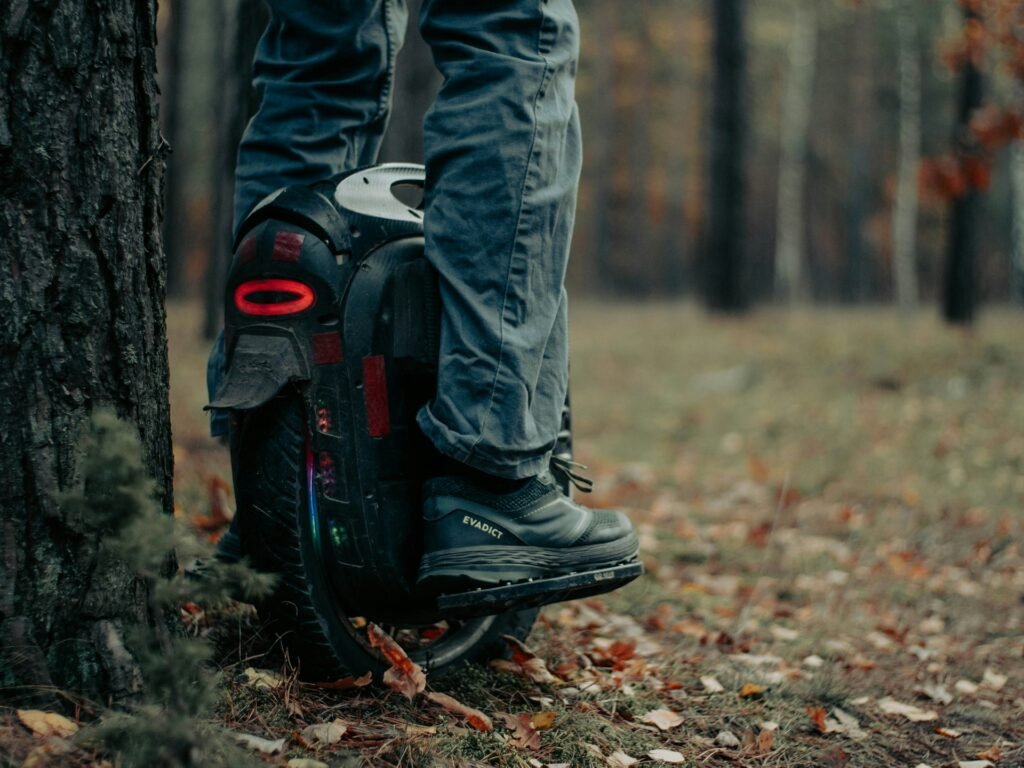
[239,235,257,264]
[234,279,315,316]
[312,331,343,365]
[272,231,304,262]
[362,355,390,437]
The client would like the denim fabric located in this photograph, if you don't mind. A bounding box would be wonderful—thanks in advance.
[209,0,581,479]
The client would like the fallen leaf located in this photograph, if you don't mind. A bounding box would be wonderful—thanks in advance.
[955,679,979,695]
[877,697,938,722]
[16,710,78,739]
[531,711,557,730]
[807,706,828,733]
[715,730,741,748]
[502,636,560,684]
[935,726,962,739]
[367,623,426,700]
[640,709,684,731]
[607,750,639,767]
[496,712,542,750]
[425,691,492,731]
[404,724,437,737]
[919,683,953,705]
[310,672,373,690]
[981,669,1007,691]
[958,762,994,768]
[300,720,348,745]
[701,675,725,692]
[830,708,866,739]
[243,667,286,690]
[739,682,767,698]
[287,760,328,768]
[647,749,685,764]
[231,732,286,754]
[976,745,1001,761]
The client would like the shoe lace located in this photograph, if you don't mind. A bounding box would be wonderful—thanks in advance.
[550,455,594,494]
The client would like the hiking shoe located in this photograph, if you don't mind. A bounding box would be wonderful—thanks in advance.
[417,472,639,591]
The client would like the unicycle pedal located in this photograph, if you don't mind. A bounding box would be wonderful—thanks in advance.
[435,561,644,620]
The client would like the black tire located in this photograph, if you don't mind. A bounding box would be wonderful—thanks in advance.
[234,394,537,681]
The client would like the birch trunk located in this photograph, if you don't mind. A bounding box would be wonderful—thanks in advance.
[892,0,921,312]
[773,1,818,304]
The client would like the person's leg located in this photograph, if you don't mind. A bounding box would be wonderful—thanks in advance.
[233,0,409,236]
[415,0,581,480]
[209,0,409,441]
[414,1,637,589]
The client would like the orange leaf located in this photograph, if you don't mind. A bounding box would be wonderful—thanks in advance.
[367,623,425,700]
[311,672,373,691]
[738,682,767,698]
[426,691,492,732]
[496,712,542,750]
[806,705,828,734]
[977,745,1001,761]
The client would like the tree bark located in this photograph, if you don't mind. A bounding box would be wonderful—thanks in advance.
[773,0,818,304]
[843,5,875,303]
[942,4,983,326]
[161,0,190,298]
[0,0,170,704]
[705,0,747,312]
[892,0,921,313]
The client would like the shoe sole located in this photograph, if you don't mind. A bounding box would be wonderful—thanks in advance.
[417,533,640,591]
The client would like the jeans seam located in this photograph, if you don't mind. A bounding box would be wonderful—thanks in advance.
[376,0,399,124]
[465,1,553,468]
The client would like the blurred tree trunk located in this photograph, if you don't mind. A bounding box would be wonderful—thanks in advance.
[843,6,874,303]
[1012,138,1024,304]
[162,0,189,298]
[203,0,267,340]
[0,0,171,704]
[659,27,689,296]
[892,0,921,313]
[587,0,618,294]
[629,17,654,294]
[704,0,747,312]
[380,0,440,164]
[942,4,983,326]
[773,0,817,304]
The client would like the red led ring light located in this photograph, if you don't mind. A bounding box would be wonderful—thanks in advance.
[234,279,315,316]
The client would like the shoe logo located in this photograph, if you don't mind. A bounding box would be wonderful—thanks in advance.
[462,515,504,540]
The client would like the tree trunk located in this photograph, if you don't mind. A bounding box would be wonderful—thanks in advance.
[773,0,818,304]
[705,0,747,312]
[162,0,190,298]
[892,0,921,313]
[942,4,983,326]
[203,0,267,341]
[0,0,170,705]
[1011,138,1024,304]
[379,0,441,165]
[843,5,874,303]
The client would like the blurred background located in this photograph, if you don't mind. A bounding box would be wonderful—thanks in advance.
[156,0,1023,334]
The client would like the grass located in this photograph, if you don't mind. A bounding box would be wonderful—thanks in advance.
[161,301,1024,767]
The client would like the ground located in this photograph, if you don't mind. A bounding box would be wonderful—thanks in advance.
[6,301,1024,768]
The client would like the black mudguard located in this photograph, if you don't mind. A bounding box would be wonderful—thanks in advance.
[208,331,310,411]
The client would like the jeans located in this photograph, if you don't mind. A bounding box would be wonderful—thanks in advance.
[208,0,581,479]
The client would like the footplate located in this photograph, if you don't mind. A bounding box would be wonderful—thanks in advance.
[435,561,644,620]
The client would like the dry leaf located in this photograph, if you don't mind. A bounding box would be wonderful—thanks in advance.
[955,679,979,695]
[311,672,372,690]
[715,730,741,748]
[640,709,684,731]
[877,697,938,722]
[935,726,962,739]
[287,760,328,768]
[300,720,348,745]
[739,682,767,698]
[958,762,994,768]
[607,750,639,768]
[920,683,953,705]
[981,669,1007,691]
[367,623,426,700]
[976,745,1001,761]
[830,708,866,739]
[531,711,557,730]
[647,749,685,764]
[425,691,492,731]
[16,710,79,739]
[243,667,286,690]
[503,635,560,684]
[231,732,286,754]
[701,675,725,692]
[807,706,828,733]
[496,712,542,750]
